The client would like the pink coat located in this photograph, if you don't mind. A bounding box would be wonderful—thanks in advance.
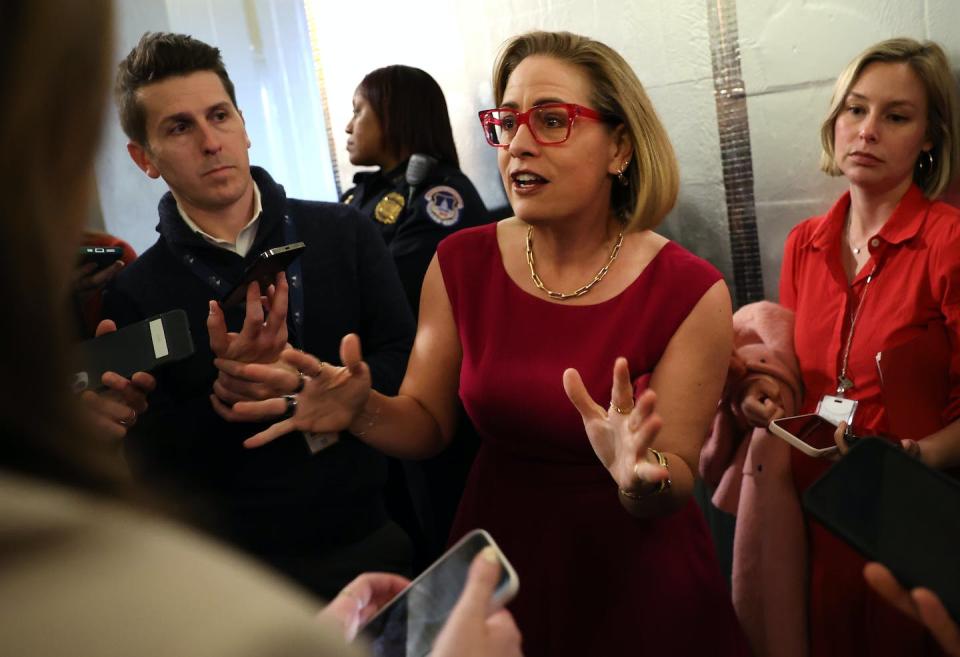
[700,301,808,657]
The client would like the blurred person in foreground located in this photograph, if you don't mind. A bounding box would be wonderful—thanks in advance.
[0,2,521,657]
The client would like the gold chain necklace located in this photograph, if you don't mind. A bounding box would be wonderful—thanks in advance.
[525,225,624,300]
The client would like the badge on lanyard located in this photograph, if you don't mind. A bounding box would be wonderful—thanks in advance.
[817,394,858,427]
[304,431,339,454]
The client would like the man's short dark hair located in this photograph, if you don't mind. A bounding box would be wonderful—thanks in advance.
[115,32,239,147]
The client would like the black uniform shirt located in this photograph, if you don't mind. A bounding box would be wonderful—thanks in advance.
[342,159,488,311]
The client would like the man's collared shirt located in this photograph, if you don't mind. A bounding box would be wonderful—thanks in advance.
[176,182,263,257]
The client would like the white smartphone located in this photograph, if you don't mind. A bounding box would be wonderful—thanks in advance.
[769,413,841,458]
[360,529,519,657]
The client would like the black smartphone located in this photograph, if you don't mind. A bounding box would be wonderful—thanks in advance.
[221,242,306,308]
[803,438,960,620]
[78,246,124,273]
[74,310,194,391]
[361,529,519,657]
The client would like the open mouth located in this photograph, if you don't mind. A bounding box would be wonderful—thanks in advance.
[511,171,549,189]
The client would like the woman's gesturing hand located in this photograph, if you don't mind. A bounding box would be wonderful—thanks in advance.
[212,333,372,448]
[562,357,668,495]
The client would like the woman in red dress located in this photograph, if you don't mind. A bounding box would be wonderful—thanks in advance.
[231,31,748,657]
[780,38,960,656]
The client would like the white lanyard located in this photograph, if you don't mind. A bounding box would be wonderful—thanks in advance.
[836,266,877,395]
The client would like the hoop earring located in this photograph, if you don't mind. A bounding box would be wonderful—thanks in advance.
[918,150,934,173]
[616,161,630,187]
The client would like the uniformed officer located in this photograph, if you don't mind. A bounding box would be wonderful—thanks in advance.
[340,65,486,567]
[341,65,488,312]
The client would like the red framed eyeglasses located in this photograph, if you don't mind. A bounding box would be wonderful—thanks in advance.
[478,103,605,147]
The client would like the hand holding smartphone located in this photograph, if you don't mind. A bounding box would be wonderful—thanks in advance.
[803,438,960,622]
[77,246,125,273]
[768,395,859,458]
[221,242,306,308]
[361,529,519,657]
[768,413,842,458]
[74,310,194,391]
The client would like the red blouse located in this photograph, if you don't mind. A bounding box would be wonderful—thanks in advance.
[780,183,960,439]
[780,184,960,657]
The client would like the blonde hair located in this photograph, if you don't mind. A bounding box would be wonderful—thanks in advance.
[492,31,679,231]
[820,38,960,199]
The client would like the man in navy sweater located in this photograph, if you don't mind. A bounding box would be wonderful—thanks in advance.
[104,32,415,598]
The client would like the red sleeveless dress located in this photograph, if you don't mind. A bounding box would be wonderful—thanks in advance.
[437,224,749,657]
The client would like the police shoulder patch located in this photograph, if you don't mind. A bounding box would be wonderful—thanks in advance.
[423,186,464,226]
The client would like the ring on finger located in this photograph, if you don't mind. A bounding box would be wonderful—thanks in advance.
[609,402,633,415]
[292,370,306,394]
[119,409,137,427]
[282,394,298,419]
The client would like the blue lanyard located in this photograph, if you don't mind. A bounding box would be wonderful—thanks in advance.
[282,215,305,349]
[175,213,305,349]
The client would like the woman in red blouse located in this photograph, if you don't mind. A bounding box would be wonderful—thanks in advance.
[780,38,960,656]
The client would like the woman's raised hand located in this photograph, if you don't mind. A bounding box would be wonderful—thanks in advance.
[562,357,668,495]
[212,333,372,448]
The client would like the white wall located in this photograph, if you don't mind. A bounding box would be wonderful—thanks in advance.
[738,0,960,299]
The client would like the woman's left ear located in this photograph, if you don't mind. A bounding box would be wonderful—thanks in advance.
[608,124,634,176]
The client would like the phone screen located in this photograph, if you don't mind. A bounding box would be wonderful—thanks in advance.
[803,438,960,620]
[775,414,840,450]
[361,530,515,657]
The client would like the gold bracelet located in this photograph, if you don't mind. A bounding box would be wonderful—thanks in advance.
[352,403,381,438]
[619,448,672,500]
